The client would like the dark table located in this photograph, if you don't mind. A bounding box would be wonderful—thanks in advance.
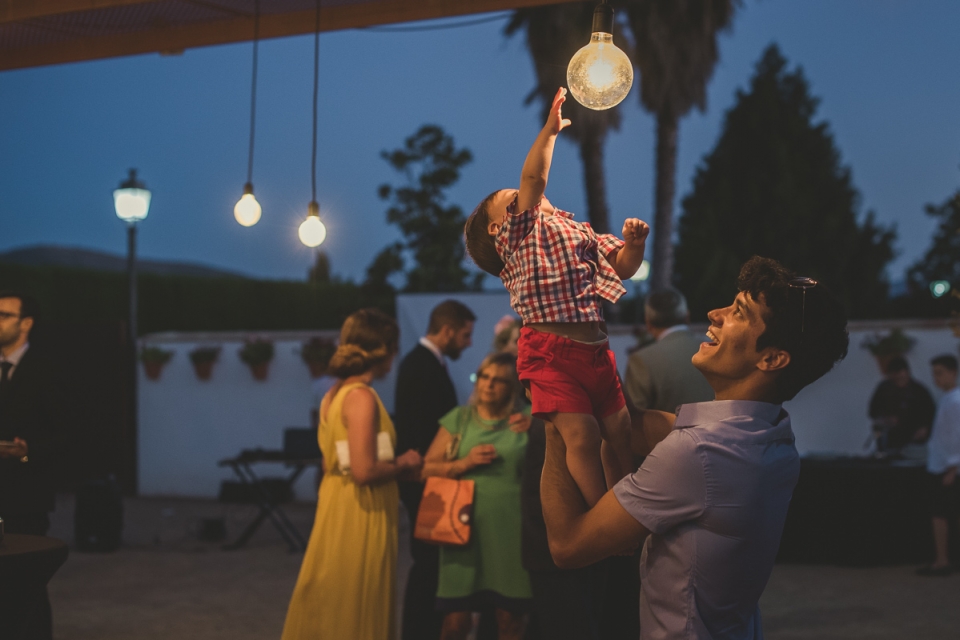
[777,456,932,566]
[218,449,322,552]
[0,534,69,639]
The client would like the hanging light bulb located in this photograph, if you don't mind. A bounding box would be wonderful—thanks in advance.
[567,0,633,111]
[299,201,326,247]
[298,0,328,250]
[235,0,262,226]
[234,182,262,227]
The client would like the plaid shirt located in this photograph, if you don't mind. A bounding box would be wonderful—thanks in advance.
[495,200,626,323]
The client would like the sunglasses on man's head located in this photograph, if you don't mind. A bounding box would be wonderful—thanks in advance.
[788,277,818,338]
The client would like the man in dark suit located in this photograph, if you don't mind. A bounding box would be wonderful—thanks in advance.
[0,291,60,640]
[395,299,475,640]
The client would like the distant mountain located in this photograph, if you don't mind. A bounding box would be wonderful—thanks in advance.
[0,245,250,279]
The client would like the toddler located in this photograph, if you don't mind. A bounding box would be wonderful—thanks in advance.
[464,87,649,506]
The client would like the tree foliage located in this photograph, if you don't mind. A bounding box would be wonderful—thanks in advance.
[374,124,479,293]
[895,186,960,316]
[674,45,897,320]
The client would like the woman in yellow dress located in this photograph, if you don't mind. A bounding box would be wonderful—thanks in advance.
[282,309,423,640]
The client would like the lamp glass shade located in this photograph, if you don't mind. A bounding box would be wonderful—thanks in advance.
[113,188,151,222]
[567,32,633,111]
[299,215,326,247]
[234,193,262,227]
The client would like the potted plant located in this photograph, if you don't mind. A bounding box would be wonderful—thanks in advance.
[189,345,221,381]
[861,328,916,373]
[140,346,174,381]
[301,337,336,378]
[239,338,274,381]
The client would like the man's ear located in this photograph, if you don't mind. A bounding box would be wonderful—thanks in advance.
[20,316,34,336]
[757,347,790,373]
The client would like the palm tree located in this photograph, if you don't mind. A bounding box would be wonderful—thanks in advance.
[505,3,625,235]
[621,0,739,289]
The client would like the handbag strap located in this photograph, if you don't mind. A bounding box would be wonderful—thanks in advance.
[445,406,472,462]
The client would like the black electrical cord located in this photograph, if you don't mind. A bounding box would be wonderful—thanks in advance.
[245,0,259,187]
[310,0,320,204]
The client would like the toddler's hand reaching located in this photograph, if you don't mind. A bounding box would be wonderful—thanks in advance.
[546,87,572,135]
[622,219,650,247]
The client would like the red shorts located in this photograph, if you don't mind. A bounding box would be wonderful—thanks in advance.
[516,326,626,420]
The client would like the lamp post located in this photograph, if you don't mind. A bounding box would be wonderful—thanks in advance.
[114,169,150,494]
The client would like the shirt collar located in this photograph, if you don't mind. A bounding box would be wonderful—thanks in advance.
[419,336,446,366]
[657,325,689,341]
[675,399,784,430]
[1,342,29,366]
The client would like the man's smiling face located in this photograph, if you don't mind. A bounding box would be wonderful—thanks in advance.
[692,291,772,385]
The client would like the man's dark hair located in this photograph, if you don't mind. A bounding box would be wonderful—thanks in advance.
[885,355,910,374]
[645,288,689,329]
[464,191,506,277]
[737,256,849,402]
[427,300,477,335]
[931,354,959,373]
[0,290,40,321]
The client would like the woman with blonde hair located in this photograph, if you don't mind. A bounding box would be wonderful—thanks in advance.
[421,351,533,640]
[282,308,422,640]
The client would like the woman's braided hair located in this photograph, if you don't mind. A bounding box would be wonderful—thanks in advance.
[327,308,399,378]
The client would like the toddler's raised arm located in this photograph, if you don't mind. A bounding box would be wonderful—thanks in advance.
[517,87,571,214]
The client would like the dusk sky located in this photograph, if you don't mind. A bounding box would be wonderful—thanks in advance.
[2,0,959,287]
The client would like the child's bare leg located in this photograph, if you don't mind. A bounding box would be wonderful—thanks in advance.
[599,406,634,487]
[548,412,607,507]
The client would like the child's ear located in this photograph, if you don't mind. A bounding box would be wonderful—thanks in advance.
[488,221,501,236]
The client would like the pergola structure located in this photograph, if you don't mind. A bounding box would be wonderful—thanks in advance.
[0,0,573,72]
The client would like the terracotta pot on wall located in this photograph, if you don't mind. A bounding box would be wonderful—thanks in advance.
[193,361,215,381]
[250,362,270,381]
[143,361,165,381]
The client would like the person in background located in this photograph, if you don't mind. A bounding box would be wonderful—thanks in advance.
[624,288,715,413]
[916,354,960,577]
[421,352,532,640]
[868,356,935,456]
[0,291,61,640]
[395,299,476,640]
[281,309,422,640]
[493,316,521,356]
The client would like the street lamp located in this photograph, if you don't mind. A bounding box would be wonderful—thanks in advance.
[114,168,150,495]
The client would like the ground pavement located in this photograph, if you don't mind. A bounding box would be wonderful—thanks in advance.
[43,495,959,640]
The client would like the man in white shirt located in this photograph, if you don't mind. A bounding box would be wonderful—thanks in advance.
[917,354,960,576]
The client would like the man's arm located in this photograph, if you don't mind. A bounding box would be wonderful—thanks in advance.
[541,422,649,569]
[517,88,570,214]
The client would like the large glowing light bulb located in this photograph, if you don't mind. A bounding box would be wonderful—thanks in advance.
[298,201,326,247]
[566,2,633,111]
[234,182,262,227]
[930,280,951,298]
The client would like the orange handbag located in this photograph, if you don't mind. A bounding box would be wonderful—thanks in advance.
[414,476,475,546]
[414,409,476,546]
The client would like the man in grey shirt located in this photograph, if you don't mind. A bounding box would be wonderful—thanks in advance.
[625,288,714,413]
[541,257,850,639]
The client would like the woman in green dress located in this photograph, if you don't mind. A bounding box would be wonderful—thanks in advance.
[422,351,533,640]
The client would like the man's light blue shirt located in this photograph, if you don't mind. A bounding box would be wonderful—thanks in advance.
[614,400,800,640]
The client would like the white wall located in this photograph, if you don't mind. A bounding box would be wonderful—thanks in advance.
[138,313,960,499]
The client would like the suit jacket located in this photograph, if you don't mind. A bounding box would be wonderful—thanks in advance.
[393,343,458,513]
[624,329,714,414]
[0,347,60,515]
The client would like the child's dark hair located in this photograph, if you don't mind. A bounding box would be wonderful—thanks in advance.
[465,191,506,277]
[737,256,850,402]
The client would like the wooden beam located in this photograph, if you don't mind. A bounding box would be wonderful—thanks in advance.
[1,0,573,71]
